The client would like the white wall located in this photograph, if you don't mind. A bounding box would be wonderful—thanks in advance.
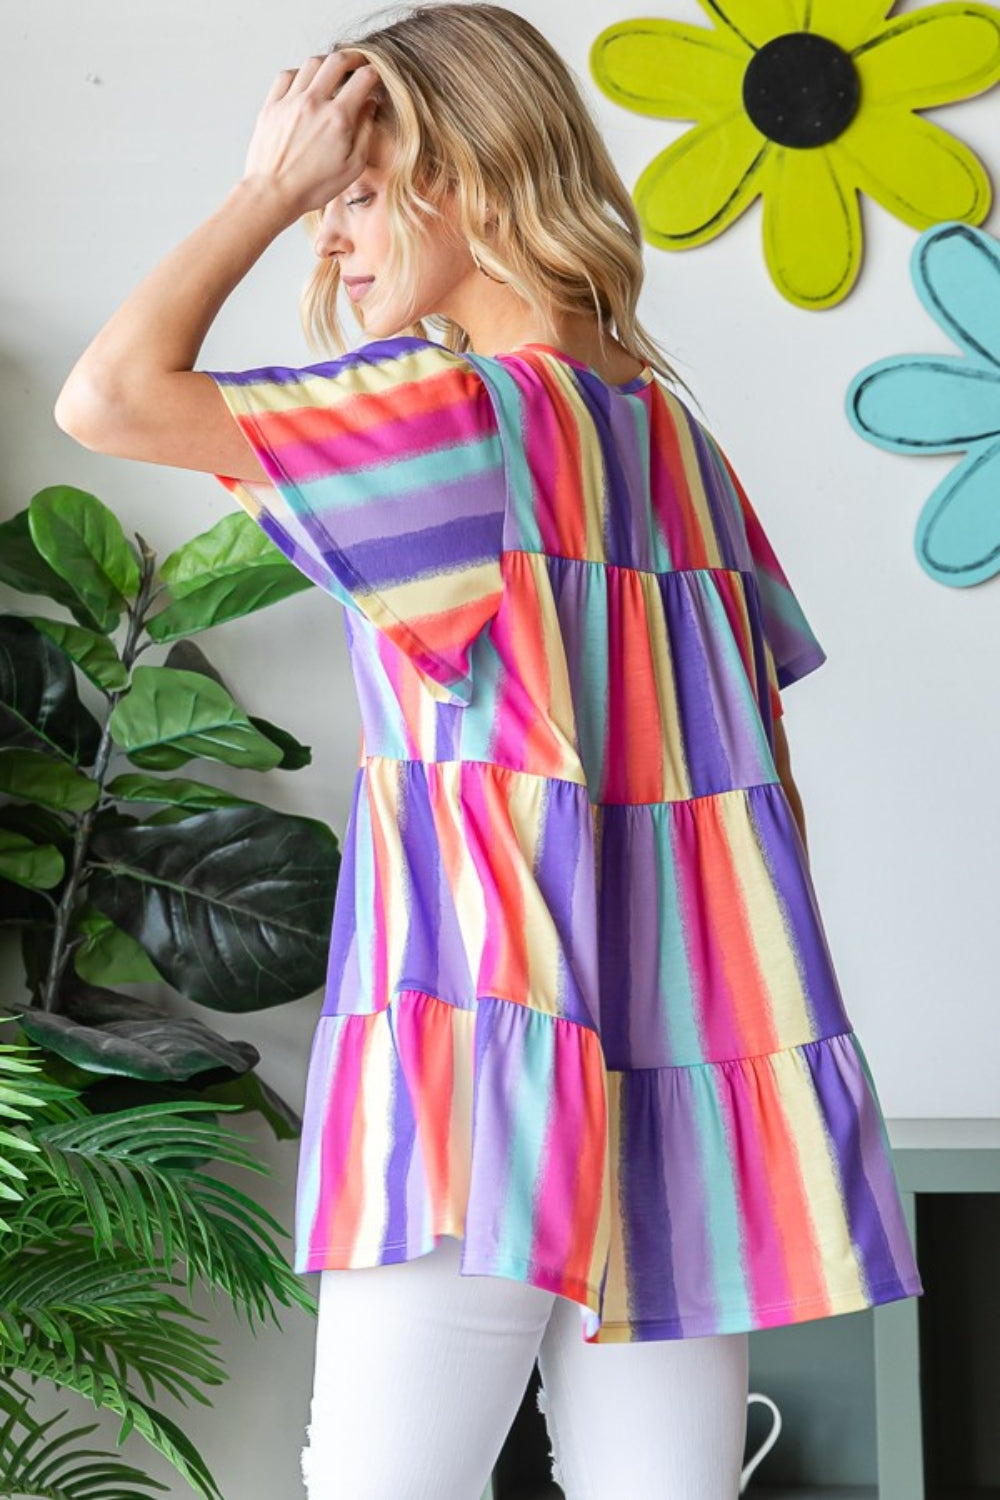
[4,1,1000,1493]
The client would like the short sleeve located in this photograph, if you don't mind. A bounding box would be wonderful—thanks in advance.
[713,439,827,720]
[203,335,507,708]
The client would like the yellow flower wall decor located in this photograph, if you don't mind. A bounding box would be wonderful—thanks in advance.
[590,1,1000,309]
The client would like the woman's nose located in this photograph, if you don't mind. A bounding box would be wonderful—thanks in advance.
[314,204,348,259]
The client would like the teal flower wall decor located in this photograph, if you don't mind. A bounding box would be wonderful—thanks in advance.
[846,221,1000,586]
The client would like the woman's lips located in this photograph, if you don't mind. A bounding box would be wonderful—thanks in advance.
[344,278,374,302]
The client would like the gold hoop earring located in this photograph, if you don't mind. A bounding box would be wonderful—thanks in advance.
[469,242,507,284]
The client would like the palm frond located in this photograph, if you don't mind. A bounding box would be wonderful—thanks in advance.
[0,1393,170,1499]
[0,1355,223,1500]
[24,1102,316,1326]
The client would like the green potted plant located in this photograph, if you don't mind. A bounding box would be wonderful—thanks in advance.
[0,1019,316,1496]
[0,483,341,1132]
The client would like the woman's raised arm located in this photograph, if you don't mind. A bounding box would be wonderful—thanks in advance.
[53,51,380,479]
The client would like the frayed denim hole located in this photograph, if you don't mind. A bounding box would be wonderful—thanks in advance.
[300,1422,316,1496]
[536,1377,567,1489]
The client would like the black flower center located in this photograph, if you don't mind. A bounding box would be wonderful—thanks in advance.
[742,32,860,149]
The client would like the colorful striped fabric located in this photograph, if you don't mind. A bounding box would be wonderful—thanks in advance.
[205,334,922,1343]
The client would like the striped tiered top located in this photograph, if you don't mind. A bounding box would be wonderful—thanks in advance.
[205,334,922,1342]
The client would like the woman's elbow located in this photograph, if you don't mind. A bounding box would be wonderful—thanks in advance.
[54,376,116,448]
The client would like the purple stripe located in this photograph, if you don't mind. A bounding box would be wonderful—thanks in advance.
[618,1071,682,1328]
[596,806,632,1068]
[396,765,476,1008]
[742,571,779,742]
[626,804,667,1064]
[695,579,766,782]
[806,1035,914,1298]
[304,464,504,550]
[660,1068,719,1330]
[660,573,733,798]
[533,780,596,1027]
[545,556,606,790]
[689,422,743,570]
[747,784,852,1038]
[319,510,504,594]
[322,771,364,1015]
[465,997,522,1263]
[383,1014,419,1251]
[206,335,438,388]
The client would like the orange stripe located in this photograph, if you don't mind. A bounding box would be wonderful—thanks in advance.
[696,799,781,1058]
[742,1058,832,1315]
[259,360,482,447]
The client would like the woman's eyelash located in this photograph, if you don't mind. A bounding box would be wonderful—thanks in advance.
[347,193,374,207]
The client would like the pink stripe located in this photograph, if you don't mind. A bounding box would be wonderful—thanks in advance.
[716,1061,796,1321]
[671,805,744,1060]
[312,1019,368,1258]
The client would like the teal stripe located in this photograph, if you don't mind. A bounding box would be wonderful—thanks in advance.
[498,1009,554,1267]
[692,1066,753,1328]
[701,582,773,769]
[294,1018,338,1255]
[629,396,661,569]
[464,353,538,549]
[298,430,504,510]
[459,634,505,762]
[654,806,703,1064]
[579,563,609,794]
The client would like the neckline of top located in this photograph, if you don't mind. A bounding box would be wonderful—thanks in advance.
[504,342,655,394]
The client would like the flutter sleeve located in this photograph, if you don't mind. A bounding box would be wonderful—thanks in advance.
[202,334,507,708]
[710,436,827,721]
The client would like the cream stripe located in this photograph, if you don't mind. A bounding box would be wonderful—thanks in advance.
[352,1020,397,1262]
[365,760,410,1003]
[769,1047,866,1300]
[720,792,815,1048]
[598,1071,629,1325]
[440,764,488,991]
[516,777,565,1014]
[525,550,587,782]
[539,359,609,561]
[449,1006,476,1217]
[664,395,725,570]
[639,569,692,801]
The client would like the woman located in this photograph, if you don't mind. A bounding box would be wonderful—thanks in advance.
[55,5,922,1496]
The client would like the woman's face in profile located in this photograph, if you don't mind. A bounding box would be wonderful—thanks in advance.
[312,126,479,339]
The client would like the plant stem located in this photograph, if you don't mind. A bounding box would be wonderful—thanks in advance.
[38,539,158,1012]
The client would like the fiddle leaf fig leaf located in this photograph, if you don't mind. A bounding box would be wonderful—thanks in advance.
[0,509,106,631]
[108,666,283,771]
[248,716,311,770]
[145,567,313,642]
[0,615,102,766]
[106,772,259,811]
[17,994,260,1082]
[158,510,302,596]
[0,828,65,889]
[23,615,128,691]
[0,747,99,812]
[162,639,227,688]
[28,486,141,631]
[198,1069,302,1140]
[72,903,163,986]
[88,805,340,1009]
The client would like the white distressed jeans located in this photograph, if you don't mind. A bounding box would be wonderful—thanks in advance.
[301,1233,749,1499]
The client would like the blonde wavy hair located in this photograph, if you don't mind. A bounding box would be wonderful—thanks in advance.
[299,0,686,389]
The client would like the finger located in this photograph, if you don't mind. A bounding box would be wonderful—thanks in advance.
[287,54,327,93]
[322,51,380,99]
[263,67,297,104]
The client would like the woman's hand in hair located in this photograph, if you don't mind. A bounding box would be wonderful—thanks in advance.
[241,49,381,222]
